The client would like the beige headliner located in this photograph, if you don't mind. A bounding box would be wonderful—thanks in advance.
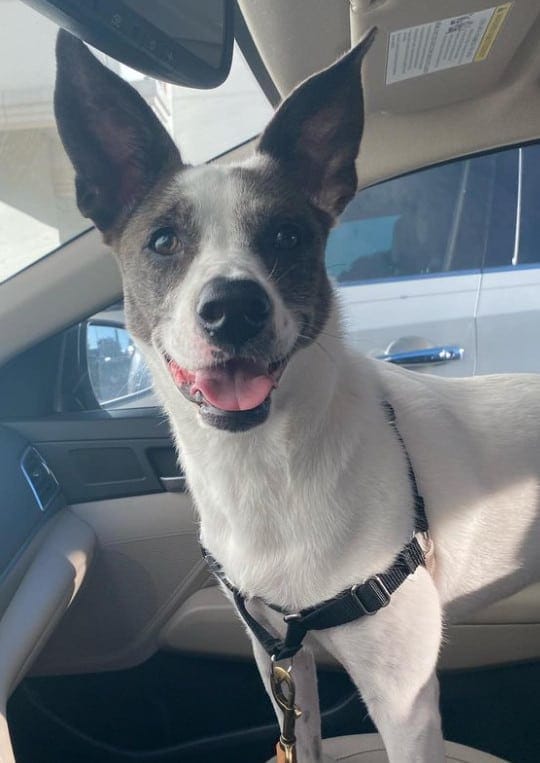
[239,0,540,188]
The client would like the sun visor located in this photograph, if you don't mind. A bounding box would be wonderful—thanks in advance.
[239,0,540,189]
[352,0,540,114]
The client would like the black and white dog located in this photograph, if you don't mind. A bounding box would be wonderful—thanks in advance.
[55,28,540,763]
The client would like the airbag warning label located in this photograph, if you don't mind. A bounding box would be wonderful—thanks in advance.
[386,4,512,84]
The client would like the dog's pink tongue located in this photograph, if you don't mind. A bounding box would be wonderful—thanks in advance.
[193,361,273,412]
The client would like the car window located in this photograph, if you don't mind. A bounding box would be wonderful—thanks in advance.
[327,152,497,284]
[481,148,519,269]
[474,145,540,271]
[0,4,272,285]
[515,144,540,266]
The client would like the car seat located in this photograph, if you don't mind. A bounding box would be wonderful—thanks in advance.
[266,733,509,762]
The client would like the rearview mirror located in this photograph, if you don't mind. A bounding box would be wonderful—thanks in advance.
[21,0,234,88]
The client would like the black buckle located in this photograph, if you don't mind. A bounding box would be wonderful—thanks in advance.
[351,576,391,615]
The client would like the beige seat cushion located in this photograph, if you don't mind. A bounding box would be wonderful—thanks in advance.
[266,734,509,762]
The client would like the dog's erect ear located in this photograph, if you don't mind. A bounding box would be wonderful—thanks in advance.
[258,28,376,219]
[54,30,182,232]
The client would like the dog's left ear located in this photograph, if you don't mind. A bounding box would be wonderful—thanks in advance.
[258,28,376,220]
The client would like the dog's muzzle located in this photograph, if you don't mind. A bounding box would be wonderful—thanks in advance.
[164,277,287,431]
[166,355,287,432]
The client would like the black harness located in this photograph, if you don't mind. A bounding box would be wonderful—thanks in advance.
[202,402,429,662]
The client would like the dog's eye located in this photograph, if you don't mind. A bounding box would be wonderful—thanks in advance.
[149,227,179,256]
[273,223,302,250]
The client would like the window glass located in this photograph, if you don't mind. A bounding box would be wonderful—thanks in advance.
[516,144,540,266]
[482,148,518,269]
[327,154,495,284]
[0,1,272,284]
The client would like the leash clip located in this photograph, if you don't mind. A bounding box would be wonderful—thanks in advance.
[270,656,302,761]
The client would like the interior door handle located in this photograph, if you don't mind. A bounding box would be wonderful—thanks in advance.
[160,475,187,492]
[378,345,464,366]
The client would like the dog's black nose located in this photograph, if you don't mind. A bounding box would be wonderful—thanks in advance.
[197,277,272,347]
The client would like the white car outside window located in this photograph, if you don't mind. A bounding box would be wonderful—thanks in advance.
[332,154,490,377]
[338,145,540,378]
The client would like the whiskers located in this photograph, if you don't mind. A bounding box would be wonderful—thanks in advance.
[267,261,298,287]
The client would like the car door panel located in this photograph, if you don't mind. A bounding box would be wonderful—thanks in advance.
[2,402,205,678]
[5,412,182,502]
[0,510,95,763]
[476,266,540,374]
[339,273,480,376]
[29,492,207,677]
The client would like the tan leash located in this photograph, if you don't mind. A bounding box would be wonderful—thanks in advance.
[270,659,302,763]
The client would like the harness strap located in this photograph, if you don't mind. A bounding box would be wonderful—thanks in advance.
[383,401,429,534]
[202,400,430,662]
[203,534,426,661]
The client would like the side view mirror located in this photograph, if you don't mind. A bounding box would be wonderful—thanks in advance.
[86,320,154,408]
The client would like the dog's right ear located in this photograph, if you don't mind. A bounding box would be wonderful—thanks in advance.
[258,28,376,220]
[54,30,182,233]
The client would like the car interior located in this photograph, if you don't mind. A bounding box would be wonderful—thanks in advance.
[1,1,540,762]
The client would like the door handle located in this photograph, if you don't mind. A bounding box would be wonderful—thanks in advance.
[378,345,464,366]
[160,475,187,492]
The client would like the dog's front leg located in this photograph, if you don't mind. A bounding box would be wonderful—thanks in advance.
[317,568,445,763]
[365,669,445,763]
[246,600,326,763]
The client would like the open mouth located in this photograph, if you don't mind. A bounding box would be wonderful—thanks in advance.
[165,355,287,432]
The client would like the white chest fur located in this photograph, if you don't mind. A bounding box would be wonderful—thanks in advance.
[161,330,416,612]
